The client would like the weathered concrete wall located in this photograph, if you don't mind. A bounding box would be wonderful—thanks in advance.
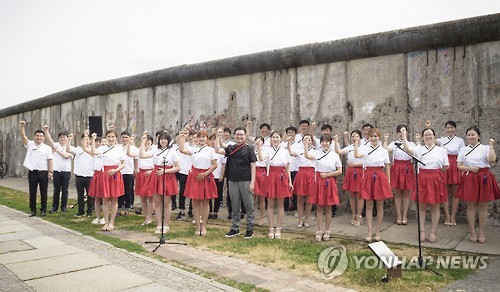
[1,14,500,220]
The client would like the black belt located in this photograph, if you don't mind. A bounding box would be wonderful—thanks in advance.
[30,169,48,172]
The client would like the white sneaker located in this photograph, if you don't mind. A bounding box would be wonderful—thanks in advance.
[92,218,100,224]
[99,218,106,224]
[294,212,299,218]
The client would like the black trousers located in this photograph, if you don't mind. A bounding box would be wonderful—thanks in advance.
[119,174,135,209]
[52,171,71,211]
[176,173,188,210]
[28,170,49,212]
[210,179,224,213]
[75,175,94,215]
[285,171,298,211]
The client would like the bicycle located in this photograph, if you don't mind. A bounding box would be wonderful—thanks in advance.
[0,153,8,179]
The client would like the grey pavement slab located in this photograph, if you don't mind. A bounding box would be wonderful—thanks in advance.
[23,235,65,249]
[0,229,44,242]
[0,244,82,264]
[0,219,20,225]
[0,222,32,233]
[6,251,109,280]
[0,239,33,254]
[25,265,153,292]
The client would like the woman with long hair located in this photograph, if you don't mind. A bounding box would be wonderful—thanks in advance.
[437,121,465,226]
[383,125,416,225]
[334,130,364,227]
[289,133,316,228]
[304,134,342,241]
[258,130,293,239]
[89,130,125,231]
[354,128,393,242]
[180,130,218,236]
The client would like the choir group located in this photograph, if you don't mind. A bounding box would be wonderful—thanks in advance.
[20,119,499,243]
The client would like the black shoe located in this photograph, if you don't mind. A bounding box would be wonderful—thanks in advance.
[61,208,67,213]
[227,214,232,219]
[40,210,46,216]
[29,211,36,217]
[171,204,177,211]
[49,208,58,213]
[176,212,186,220]
[244,230,253,239]
[208,213,213,220]
[212,213,218,219]
[75,213,85,217]
[188,210,193,218]
[135,209,143,215]
[225,229,240,238]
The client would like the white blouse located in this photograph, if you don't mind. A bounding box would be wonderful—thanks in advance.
[342,144,365,165]
[457,144,491,168]
[388,139,416,161]
[266,146,290,167]
[360,145,390,167]
[313,149,342,173]
[190,145,217,169]
[149,147,179,167]
[437,135,465,155]
[132,147,154,169]
[298,147,316,168]
[254,149,267,167]
[414,145,449,169]
[96,144,125,166]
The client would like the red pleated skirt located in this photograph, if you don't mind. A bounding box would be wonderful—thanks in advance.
[184,167,218,199]
[88,170,103,198]
[391,159,416,191]
[360,167,393,201]
[444,155,461,185]
[88,166,124,198]
[456,168,500,202]
[266,166,292,199]
[135,168,154,197]
[293,167,315,196]
[309,173,340,206]
[151,165,179,196]
[342,166,363,192]
[412,169,447,204]
[254,166,268,197]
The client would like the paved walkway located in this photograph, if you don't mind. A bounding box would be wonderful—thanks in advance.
[1,177,500,291]
[0,205,238,292]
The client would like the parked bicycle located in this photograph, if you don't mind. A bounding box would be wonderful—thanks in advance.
[0,153,8,179]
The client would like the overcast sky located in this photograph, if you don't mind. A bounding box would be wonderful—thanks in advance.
[1,0,499,110]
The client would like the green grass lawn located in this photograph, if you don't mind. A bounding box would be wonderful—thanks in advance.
[0,186,481,291]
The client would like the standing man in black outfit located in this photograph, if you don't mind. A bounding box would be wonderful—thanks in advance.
[215,127,256,239]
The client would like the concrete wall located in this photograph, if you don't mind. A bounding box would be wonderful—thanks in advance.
[1,15,499,219]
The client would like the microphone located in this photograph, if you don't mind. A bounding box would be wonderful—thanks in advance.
[394,142,402,147]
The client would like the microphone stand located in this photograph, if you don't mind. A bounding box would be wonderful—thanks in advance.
[394,142,441,276]
[145,156,186,252]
